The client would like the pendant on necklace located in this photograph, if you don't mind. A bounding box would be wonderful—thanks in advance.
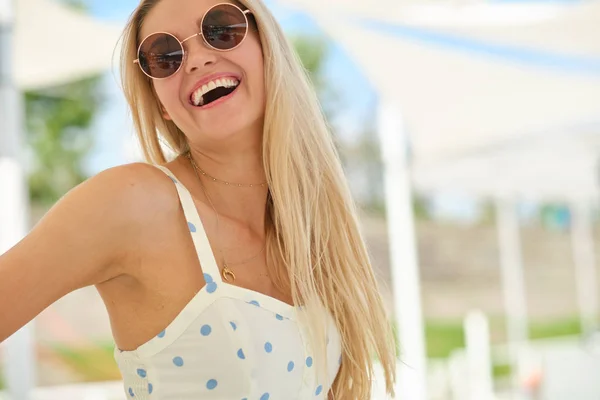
[222,264,236,282]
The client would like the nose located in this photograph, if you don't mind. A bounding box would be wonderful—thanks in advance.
[184,35,217,74]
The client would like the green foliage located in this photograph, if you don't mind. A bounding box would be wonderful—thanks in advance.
[289,34,340,123]
[24,76,103,205]
[290,35,328,92]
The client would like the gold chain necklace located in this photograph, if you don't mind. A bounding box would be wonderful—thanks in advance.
[186,152,266,282]
[192,159,268,188]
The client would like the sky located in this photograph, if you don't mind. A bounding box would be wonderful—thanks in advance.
[84,0,377,174]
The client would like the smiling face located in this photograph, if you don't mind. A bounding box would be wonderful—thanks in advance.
[139,0,266,146]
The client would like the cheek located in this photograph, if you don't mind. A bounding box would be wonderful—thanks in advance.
[245,39,265,97]
[153,80,183,116]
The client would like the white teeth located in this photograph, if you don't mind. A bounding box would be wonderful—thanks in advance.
[192,89,204,107]
[191,77,240,107]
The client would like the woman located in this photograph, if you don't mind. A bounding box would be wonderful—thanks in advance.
[0,0,397,398]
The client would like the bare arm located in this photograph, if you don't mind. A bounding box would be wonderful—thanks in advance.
[0,163,154,342]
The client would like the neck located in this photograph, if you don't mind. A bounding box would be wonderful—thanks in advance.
[185,146,268,236]
[188,128,266,186]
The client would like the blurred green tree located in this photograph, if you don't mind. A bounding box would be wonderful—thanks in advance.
[24,76,103,206]
[24,0,103,206]
[290,34,340,128]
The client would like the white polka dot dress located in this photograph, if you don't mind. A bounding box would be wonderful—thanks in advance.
[114,165,342,399]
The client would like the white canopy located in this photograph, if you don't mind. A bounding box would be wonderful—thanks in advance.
[281,0,600,164]
[14,0,122,90]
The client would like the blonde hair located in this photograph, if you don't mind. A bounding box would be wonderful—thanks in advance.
[120,1,397,398]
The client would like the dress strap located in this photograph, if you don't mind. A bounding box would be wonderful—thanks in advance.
[152,164,223,283]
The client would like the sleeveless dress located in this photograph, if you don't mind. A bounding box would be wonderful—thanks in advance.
[113,165,342,399]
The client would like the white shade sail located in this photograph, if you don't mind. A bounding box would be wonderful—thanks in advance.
[280,0,600,165]
[14,0,123,90]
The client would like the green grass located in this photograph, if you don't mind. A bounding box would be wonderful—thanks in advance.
[493,363,512,378]
[393,316,583,361]
[51,341,121,382]
[529,316,581,339]
[424,320,465,358]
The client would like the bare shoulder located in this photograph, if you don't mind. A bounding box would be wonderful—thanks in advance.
[0,162,180,341]
[43,162,181,251]
[84,162,180,223]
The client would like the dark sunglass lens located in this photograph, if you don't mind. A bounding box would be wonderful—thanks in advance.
[202,4,248,50]
[138,33,184,78]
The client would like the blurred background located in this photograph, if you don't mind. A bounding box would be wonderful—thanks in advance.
[1,0,600,399]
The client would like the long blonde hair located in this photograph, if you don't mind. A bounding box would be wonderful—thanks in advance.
[120,1,397,397]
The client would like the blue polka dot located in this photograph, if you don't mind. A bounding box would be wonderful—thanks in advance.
[316,385,323,395]
[188,222,197,232]
[203,273,214,283]
[148,383,153,394]
[206,379,218,390]
[200,324,212,336]
[264,342,273,353]
[173,356,184,367]
[136,368,147,378]
[260,394,270,400]
[249,300,260,307]
[237,348,246,359]
[306,356,313,367]
[128,387,134,397]
[276,314,283,320]
[230,321,237,331]
[169,176,177,184]
[157,330,166,338]
[206,282,217,293]
[287,361,295,372]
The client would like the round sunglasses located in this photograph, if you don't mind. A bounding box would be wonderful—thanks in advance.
[134,3,252,79]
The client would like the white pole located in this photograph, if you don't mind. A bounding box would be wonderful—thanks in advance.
[464,310,494,400]
[0,0,36,398]
[496,197,528,395]
[377,99,427,400]
[570,200,599,336]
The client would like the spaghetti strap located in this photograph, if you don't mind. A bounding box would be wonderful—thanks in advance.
[152,164,222,283]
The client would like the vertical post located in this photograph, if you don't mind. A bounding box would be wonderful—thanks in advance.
[464,310,494,400]
[0,0,36,398]
[570,200,599,336]
[496,197,528,396]
[377,99,427,400]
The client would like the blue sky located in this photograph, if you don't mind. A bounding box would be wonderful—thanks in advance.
[84,0,377,174]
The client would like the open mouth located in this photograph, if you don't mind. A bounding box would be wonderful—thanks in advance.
[190,77,240,108]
